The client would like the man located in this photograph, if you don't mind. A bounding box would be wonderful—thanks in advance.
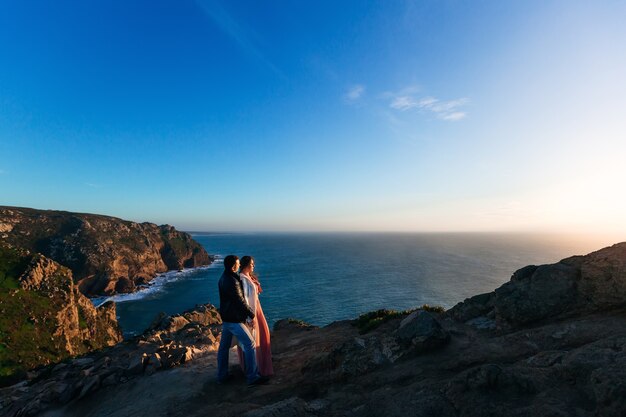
[216,255,268,386]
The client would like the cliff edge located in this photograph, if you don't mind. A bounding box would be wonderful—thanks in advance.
[0,206,212,296]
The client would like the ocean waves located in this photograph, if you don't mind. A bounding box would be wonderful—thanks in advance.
[90,257,223,308]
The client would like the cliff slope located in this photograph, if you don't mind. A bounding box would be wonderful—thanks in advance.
[0,206,212,296]
[0,243,122,387]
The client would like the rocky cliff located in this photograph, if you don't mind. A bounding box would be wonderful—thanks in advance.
[1,303,222,415]
[0,206,212,296]
[0,243,122,387]
[3,242,626,417]
[448,241,626,327]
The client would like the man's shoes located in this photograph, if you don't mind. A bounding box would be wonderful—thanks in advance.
[247,375,270,387]
[217,375,234,385]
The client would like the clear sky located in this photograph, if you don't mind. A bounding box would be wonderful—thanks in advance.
[1,0,625,234]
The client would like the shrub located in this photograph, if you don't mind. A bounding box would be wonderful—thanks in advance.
[420,304,446,314]
[355,304,446,334]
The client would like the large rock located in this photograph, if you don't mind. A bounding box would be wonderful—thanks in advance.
[561,243,626,309]
[493,262,579,326]
[395,310,450,354]
[0,206,213,296]
[449,242,626,329]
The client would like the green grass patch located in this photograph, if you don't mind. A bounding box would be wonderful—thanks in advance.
[287,318,312,327]
[355,304,446,334]
[78,306,88,329]
[0,274,68,386]
[0,245,30,290]
[356,309,411,334]
[420,304,446,314]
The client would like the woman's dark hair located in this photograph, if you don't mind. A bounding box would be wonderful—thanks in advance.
[240,255,258,277]
[240,255,261,292]
[240,256,254,271]
[223,255,239,271]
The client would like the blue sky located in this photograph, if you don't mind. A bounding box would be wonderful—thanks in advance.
[1,0,625,234]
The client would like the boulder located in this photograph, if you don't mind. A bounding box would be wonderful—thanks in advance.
[160,346,192,368]
[447,292,495,323]
[562,243,626,310]
[395,310,450,354]
[494,263,578,326]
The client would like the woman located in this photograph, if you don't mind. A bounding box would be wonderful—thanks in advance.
[237,255,273,377]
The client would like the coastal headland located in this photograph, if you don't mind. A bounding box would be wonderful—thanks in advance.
[0,206,212,389]
[0,206,213,296]
[0,208,625,416]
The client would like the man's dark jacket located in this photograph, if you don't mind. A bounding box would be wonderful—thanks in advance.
[218,269,255,323]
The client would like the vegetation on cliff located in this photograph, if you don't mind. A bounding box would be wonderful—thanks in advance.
[0,244,122,386]
[355,304,445,334]
[0,206,213,296]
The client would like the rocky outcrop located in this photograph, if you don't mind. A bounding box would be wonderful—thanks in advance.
[448,242,626,329]
[0,244,122,387]
[0,206,213,296]
[0,304,222,416]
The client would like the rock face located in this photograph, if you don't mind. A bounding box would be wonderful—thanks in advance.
[448,242,626,328]
[0,244,122,387]
[0,206,212,296]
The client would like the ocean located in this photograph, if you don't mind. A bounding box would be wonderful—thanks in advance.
[93,232,615,338]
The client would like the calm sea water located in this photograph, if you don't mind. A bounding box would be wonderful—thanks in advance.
[94,233,615,338]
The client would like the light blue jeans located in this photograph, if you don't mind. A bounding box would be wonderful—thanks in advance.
[217,322,260,384]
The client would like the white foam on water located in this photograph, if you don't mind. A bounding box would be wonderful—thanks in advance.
[91,258,222,307]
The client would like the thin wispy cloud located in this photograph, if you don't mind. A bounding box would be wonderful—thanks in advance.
[85,182,103,189]
[0,169,5,175]
[195,0,284,78]
[390,95,417,110]
[345,85,365,101]
[440,111,467,121]
[381,85,420,100]
[384,88,469,121]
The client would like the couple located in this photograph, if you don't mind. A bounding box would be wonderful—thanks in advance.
[216,255,273,386]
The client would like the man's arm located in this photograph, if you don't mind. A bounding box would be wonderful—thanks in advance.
[224,274,255,319]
